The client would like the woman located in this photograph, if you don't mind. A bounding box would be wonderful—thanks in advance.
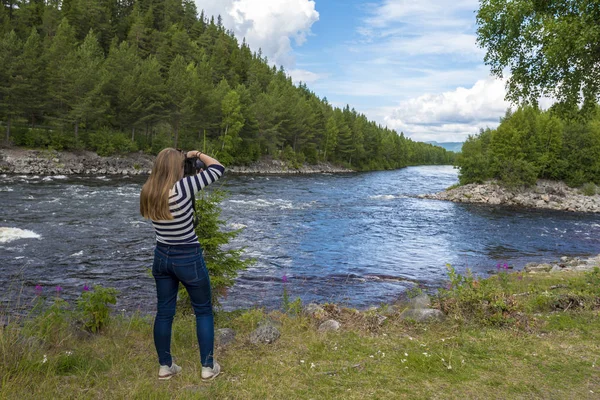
[140,148,225,380]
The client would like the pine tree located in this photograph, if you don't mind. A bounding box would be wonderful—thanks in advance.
[135,55,166,137]
[220,89,244,161]
[41,0,61,38]
[65,0,114,51]
[183,54,213,141]
[68,29,106,138]
[335,108,353,164]
[19,27,45,127]
[323,115,338,162]
[0,30,22,142]
[12,0,45,37]
[100,40,142,133]
[45,18,77,130]
[210,34,231,84]
[166,54,191,148]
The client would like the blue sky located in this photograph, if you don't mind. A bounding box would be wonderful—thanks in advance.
[195,0,514,143]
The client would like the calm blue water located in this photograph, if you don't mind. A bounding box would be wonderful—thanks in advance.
[1,166,599,311]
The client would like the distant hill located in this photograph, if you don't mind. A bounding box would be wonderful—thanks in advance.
[426,142,463,153]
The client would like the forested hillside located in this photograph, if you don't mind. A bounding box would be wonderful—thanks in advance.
[456,106,600,187]
[0,0,454,169]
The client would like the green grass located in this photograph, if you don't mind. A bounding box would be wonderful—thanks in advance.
[2,270,600,399]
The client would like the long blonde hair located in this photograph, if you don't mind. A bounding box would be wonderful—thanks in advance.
[140,148,184,220]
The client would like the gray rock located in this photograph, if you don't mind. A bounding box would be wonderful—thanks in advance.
[567,258,583,267]
[488,196,502,205]
[249,324,280,344]
[550,264,566,273]
[304,303,326,319]
[216,328,236,347]
[409,293,431,309]
[524,263,553,273]
[586,255,600,267]
[399,308,444,322]
[318,319,341,332]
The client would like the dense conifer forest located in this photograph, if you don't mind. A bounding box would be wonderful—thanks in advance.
[0,0,454,169]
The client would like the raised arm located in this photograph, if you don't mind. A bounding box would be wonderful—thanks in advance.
[184,151,225,194]
[187,150,222,168]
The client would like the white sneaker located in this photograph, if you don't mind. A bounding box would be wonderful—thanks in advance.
[201,362,221,380]
[158,363,182,380]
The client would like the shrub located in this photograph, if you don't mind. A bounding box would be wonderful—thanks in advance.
[566,169,587,187]
[149,132,172,155]
[23,297,71,345]
[585,267,600,295]
[281,145,305,169]
[457,153,490,184]
[581,182,597,196]
[303,146,318,165]
[177,190,254,310]
[438,264,519,326]
[48,131,77,150]
[88,128,137,156]
[497,158,539,188]
[76,286,118,333]
[232,308,266,332]
[22,128,50,148]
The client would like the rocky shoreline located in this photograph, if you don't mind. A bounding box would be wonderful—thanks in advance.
[227,158,353,174]
[0,148,354,176]
[228,253,600,344]
[523,254,600,274]
[420,180,600,213]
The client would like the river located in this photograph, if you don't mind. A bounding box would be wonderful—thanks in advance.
[1,166,599,312]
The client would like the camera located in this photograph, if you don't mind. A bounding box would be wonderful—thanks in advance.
[183,156,206,177]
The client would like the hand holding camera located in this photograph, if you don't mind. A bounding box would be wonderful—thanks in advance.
[181,150,207,177]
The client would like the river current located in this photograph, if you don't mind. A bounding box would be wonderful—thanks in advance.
[1,166,599,312]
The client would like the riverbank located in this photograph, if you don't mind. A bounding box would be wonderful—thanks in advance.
[0,148,354,175]
[2,262,599,399]
[420,179,600,213]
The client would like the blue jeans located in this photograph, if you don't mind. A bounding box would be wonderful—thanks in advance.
[152,243,214,368]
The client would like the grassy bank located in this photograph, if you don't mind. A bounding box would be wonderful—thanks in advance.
[2,269,600,399]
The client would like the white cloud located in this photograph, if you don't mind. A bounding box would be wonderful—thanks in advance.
[380,76,557,142]
[195,0,319,68]
[378,33,483,57]
[288,69,327,84]
[364,0,478,29]
[384,77,510,142]
[331,0,502,142]
[314,65,491,98]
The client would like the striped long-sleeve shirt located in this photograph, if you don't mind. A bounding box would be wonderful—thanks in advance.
[152,164,225,245]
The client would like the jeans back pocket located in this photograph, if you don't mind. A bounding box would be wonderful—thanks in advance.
[172,260,200,283]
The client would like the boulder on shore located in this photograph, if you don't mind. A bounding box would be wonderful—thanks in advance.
[399,308,445,322]
[216,328,236,347]
[249,323,280,345]
[318,319,341,332]
[399,293,445,322]
[304,303,326,320]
